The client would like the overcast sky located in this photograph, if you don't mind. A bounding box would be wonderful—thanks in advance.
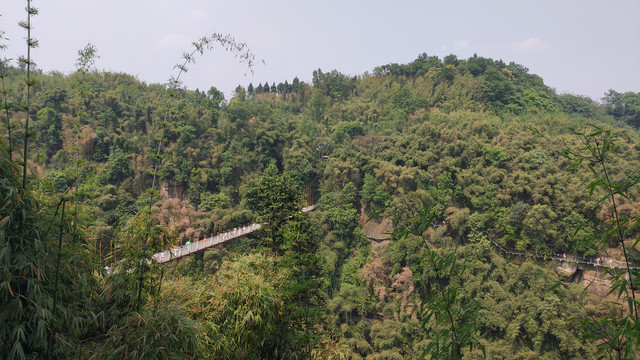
[1,0,639,101]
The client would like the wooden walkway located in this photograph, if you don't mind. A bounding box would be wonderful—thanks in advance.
[153,205,315,263]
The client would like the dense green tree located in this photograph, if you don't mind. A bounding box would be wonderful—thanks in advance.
[361,173,390,213]
[481,66,519,112]
[322,183,360,238]
[556,93,604,119]
[604,89,640,127]
[248,163,300,253]
[309,89,328,126]
[0,149,57,360]
[0,143,103,359]
[313,68,354,100]
[98,148,131,184]
[233,85,246,101]
[206,86,224,108]
[35,107,62,158]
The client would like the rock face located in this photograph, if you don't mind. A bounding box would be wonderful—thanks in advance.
[580,269,614,294]
[556,264,613,294]
[161,183,186,200]
[359,204,393,240]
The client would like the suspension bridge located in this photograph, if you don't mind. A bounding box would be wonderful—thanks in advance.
[487,237,639,271]
[154,205,637,271]
[153,205,315,263]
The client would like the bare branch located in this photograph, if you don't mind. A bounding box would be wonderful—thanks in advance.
[168,32,262,90]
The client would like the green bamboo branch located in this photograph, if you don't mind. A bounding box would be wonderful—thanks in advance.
[18,0,38,191]
[0,22,13,163]
[72,43,98,224]
[590,133,638,321]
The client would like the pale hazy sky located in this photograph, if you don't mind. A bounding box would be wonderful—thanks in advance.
[1,0,639,101]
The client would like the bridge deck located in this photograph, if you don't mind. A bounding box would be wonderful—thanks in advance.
[153,205,315,263]
[153,205,637,271]
[487,237,639,270]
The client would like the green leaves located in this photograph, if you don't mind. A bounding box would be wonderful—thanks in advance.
[565,125,640,358]
[115,208,172,309]
[391,206,484,359]
[414,249,485,360]
[249,164,301,254]
[173,254,288,359]
[75,43,98,75]
[96,303,200,360]
[0,142,101,359]
[361,173,390,214]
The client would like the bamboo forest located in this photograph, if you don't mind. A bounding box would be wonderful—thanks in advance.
[2,3,640,359]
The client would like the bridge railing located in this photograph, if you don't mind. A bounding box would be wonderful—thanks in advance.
[153,222,263,263]
[487,237,639,270]
[154,206,315,263]
[153,205,638,270]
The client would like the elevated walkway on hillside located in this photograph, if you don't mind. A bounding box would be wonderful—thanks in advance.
[153,205,315,263]
[154,205,637,271]
[487,237,640,270]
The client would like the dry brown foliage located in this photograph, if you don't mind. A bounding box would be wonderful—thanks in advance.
[153,199,205,243]
[392,266,415,318]
[360,244,391,302]
[78,125,96,158]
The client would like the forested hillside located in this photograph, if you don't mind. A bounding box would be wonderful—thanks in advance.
[3,36,640,359]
